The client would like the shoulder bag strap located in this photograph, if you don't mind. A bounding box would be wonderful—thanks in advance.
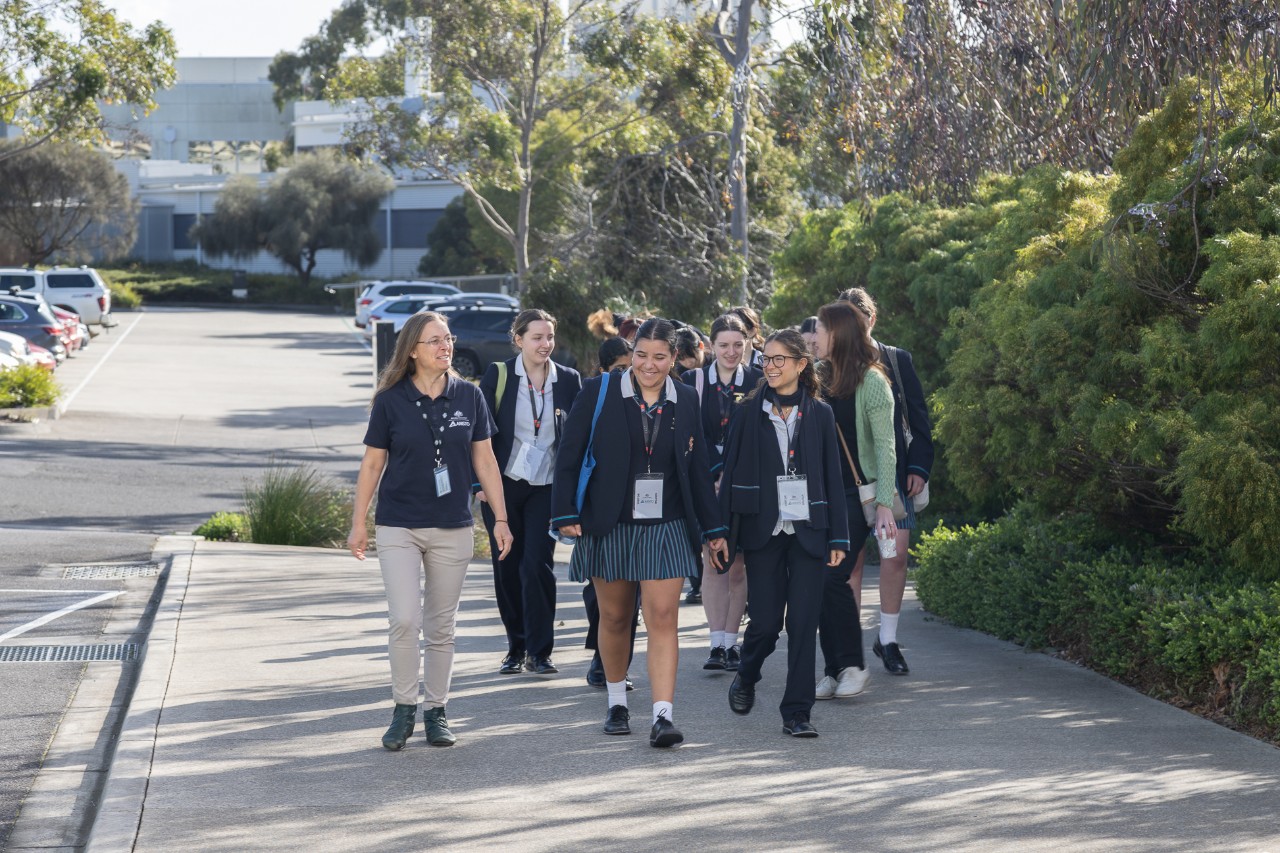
[834,423,864,486]
[586,371,610,447]
[883,346,913,446]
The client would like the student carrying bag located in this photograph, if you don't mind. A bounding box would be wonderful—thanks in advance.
[574,371,611,512]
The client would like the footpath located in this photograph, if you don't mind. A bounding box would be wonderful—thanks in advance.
[79,537,1280,852]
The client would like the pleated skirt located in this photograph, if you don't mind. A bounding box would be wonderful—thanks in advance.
[569,519,698,583]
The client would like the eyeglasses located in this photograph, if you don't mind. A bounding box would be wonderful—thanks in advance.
[418,335,457,348]
[760,354,804,368]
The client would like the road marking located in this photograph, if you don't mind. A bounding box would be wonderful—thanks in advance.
[60,311,146,413]
[0,523,159,536]
[0,589,125,594]
[0,590,122,642]
[339,316,373,351]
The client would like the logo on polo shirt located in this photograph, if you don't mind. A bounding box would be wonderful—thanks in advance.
[448,408,472,429]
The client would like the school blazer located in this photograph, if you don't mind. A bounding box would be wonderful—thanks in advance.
[680,363,765,477]
[877,342,935,483]
[549,374,727,554]
[718,399,851,561]
[479,356,583,472]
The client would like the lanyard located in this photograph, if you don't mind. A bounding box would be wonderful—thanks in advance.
[773,403,803,474]
[526,377,548,437]
[713,379,735,442]
[421,397,449,465]
[633,379,666,473]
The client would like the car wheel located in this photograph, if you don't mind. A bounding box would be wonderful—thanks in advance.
[452,350,481,378]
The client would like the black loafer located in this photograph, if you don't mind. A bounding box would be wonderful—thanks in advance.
[873,639,910,675]
[724,645,741,671]
[528,656,558,675]
[586,653,606,688]
[603,705,631,735]
[684,590,702,604]
[381,703,416,751]
[783,718,819,738]
[499,653,525,674]
[703,646,727,670]
[650,714,684,748]
[728,674,755,715]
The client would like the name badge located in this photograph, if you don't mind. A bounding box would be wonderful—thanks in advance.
[777,474,809,521]
[511,442,546,481]
[434,464,452,497]
[633,472,665,519]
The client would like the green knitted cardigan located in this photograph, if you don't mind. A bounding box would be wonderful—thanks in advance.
[854,368,898,507]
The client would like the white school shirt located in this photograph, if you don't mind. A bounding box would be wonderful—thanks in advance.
[764,395,799,537]
[504,357,559,486]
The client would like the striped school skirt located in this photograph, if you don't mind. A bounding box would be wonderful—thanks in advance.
[569,520,698,583]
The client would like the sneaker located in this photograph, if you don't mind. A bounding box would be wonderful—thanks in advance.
[724,644,741,671]
[702,646,727,670]
[835,665,871,698]
[815,675,838,700]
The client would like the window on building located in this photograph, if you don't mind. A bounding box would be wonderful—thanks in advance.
[173,214,200,250]
[188,140,269,174]
[389,209,445,249]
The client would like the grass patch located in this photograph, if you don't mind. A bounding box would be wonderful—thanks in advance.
[0,364,60,408]
[107,279,142,309]
[193,511,250,541]
[244,464,351,547]
[99,260,358,308]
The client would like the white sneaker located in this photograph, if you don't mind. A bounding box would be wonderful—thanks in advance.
[815,675,838,700]
[835,666,870,698]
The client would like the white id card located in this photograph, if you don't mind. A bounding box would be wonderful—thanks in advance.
[511,442,546,481]
[633,473,665,519]
[777,475,810,521]
[434,464,452,497]
[715,444,724,457]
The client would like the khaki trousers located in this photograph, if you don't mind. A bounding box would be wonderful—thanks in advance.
[376,525,473,708]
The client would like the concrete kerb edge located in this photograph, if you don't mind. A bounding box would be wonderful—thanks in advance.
[85,535,198,853]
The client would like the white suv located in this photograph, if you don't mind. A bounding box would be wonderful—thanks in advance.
[354,280,460,328]
[0,266,114,330]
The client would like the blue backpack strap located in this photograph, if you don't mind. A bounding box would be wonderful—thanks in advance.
[575,372,610,512]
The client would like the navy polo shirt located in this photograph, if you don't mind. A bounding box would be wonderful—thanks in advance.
[364,375,496,528]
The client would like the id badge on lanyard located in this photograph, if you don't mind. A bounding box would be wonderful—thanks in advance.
[511,441,546,481]
[633,472,665,519]
[777,474,809,521]
[434,464,452,497]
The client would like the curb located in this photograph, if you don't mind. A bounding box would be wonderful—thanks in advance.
[1,402,63,422]
[86,535,198,853]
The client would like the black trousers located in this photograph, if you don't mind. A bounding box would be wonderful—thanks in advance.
[582,581,639,665]
[737,532,826,721]
[818,517,871,677]
[482,476,557,659]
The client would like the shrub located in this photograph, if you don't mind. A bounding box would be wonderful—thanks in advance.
[243,464,350,547]
[193,511,249,542]
[0,364,60,408]
[108,279,142,309]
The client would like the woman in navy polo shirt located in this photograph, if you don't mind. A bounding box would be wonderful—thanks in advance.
[349,311,513,751]
[478,309,583,676]
[681,312,762,672]
[552,318,729,747]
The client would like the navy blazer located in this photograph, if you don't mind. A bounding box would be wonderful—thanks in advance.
[718,396,850,561]
[878,342,935,484]
[550,372,727,555]
[479,356,583,473]
[680,362,764,477]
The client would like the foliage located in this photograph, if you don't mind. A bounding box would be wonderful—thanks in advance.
[193,511,249,542]
[0,363,59,408]
[191,152,393,286]
[0,1,176,156]
[243,464,351,548]
[914,509,1280,739]
[934,75,1280,579]
[106,279,141,309]
[98,262,344,307]
[417,197,508,277]
[786,0,1280,203]
[0,141,138,265]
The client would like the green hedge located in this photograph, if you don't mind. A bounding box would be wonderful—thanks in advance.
[99,261,349,308]
[915,507,1280,741]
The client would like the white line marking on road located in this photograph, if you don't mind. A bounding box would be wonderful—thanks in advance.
[0,591,122,642]
[60,312,146,413]
[0,589,126,594]
[339,316,373,351]
[0,523,158,536]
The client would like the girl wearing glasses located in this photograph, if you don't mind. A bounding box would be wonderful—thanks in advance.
[718,330,849,737]
[811,301,898,701]
[349,311,513,751]
[477,309,583,677]
[681,313,763,672]
[552,318,729,748]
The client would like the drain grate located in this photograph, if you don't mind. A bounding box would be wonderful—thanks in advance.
[61,563,161,581]
[0,643,140,663]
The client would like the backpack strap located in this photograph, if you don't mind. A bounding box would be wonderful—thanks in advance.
[696,363,706,398]
[882,344,913,447]
[494,361,508,412]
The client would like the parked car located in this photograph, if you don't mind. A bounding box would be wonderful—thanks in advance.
[0,297,66,362]
[26,343,58,371]
[354,280,461,328]
[360,294,454,339]
[0,266,113,331]
[433,292,520,310]
[0,330,39,369]
[2,289,81,354]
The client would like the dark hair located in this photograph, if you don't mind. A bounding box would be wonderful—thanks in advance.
[633,317,678,354]
[838,287,877,319]
[709,312,749,343]
[597,336,632,372]
[511,308,555,342]
[799,316,818,334]
[817,301,884,399]
[674,327,707,366]
[617,316,643,341]
[744,329,820,402]
[729,305,765,348]
[373,311,455,402]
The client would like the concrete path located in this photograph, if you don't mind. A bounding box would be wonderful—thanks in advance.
[88,538,1280,853]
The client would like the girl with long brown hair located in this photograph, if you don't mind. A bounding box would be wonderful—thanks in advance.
[811,301,898,701]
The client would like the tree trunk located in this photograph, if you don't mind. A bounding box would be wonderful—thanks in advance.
[713,0,755,306]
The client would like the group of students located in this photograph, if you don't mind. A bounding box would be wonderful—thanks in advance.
[347,289,934,750]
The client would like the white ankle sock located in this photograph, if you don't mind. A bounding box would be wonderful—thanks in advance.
[880,611,899,646]
[725,631,739,649]
[653,700,673,724]
[607,680,628,708]
[710,630,725,649]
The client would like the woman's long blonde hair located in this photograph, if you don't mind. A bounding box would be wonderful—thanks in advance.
[372,312,455,403]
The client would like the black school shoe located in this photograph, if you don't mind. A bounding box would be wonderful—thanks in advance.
[783,717,819,738]
[499,652,525,674]
[603,705,631,735]
[703,646,727,670]
[650,714,684,748]
[527,655,558,675]
[724,645,741,671]
[872,639,910,675]
[728,674,755,715]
